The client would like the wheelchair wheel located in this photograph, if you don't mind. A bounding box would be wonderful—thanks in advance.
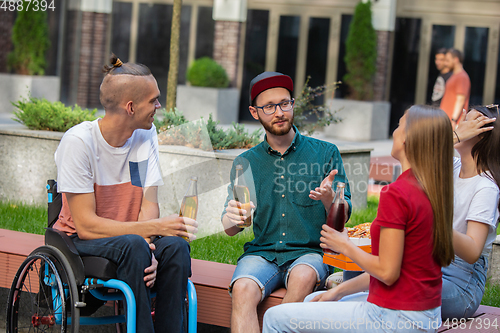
[6,246,80,333]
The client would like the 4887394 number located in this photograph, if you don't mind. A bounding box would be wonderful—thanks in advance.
[442,317,498,330]
[1,1,55,11]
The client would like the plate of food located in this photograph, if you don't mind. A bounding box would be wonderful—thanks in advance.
[347,222,372,246]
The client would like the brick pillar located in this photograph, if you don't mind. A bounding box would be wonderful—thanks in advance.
[213,21,241,87]
[0,11,16,73]
[76,12,109,108]
[374,30,391,101]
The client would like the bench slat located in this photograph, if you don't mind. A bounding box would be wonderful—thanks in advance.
[0,229,44,256]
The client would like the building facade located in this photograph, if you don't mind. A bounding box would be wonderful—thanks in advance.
[0,0,499,134]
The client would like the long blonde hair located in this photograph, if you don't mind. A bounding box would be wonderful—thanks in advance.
[405,105,454,267]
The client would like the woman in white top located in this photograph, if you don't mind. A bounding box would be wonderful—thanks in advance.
[442,105,500,319]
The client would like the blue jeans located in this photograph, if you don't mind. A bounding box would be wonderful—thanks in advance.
[263,300,441,333]
[441,255,488,320]
[72,234,191,333]
[229,254,329,301]
[343,270,364,281]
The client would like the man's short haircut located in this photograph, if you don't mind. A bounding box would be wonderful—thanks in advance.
[447,48,464,64]
[100,54,152,110]
[102,53,151,76]
[436,48,447,55]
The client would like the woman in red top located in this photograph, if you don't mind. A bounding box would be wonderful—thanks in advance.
[262,105,455,333]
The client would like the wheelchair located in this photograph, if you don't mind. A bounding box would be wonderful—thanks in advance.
[6,180,197,333]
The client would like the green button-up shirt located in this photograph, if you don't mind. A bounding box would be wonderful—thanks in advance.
[222,126,352,266]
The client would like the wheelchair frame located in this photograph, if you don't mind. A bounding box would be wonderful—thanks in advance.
[6,180,197,333]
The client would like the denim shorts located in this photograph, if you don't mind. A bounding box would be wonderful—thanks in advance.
[441,255,488,320]
[229,253,329,301]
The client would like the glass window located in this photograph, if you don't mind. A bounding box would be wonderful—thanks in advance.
[239,9,269,121]
[0,10,16,73]
[111,1,132,63]
[136,4,191,103]
[335,15,352,98]
[195,6,214,60]
[178,6,192,84]
[45,0,62,75]
[426,25,455,104]
[305,17,330,106]
[276,16,300,83]
[464,27,488,106]
[389,18,421,134]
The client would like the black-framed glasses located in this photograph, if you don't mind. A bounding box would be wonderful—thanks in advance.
[255,99,295,115]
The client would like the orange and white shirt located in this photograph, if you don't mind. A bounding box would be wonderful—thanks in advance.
[53,119,163,235]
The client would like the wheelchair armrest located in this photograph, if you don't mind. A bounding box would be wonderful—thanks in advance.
[45,228,85,285]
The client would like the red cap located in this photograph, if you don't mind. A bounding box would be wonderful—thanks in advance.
[249,72,293,104]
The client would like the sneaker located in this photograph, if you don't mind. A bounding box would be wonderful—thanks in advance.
[325,272,343,289]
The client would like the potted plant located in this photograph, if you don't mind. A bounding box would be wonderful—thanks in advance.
[0,6,60,114]
[325,0,391,141]
[176,57,240,124]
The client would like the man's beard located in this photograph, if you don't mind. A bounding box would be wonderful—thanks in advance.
[258,114,294,136]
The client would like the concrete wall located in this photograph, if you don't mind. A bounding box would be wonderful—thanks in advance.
[488,236,500,286]
[0,129,61,204]
[0,128,371,239]
[325,99,391,141]
[0,74,61,114]
[177,85,240,124]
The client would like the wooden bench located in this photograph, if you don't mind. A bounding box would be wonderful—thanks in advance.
[0,228,44,290]
[438,305,500,332]
[190,259,285,327]
[0,228,285,328]
[3,228,499,331]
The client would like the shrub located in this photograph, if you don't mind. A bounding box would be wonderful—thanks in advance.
[343,1,377,101]
[8,6,50,75]
[154,107,188,130]
[12,97,97,132]
[206,115,262,150]
[186,57,230,88]
[293,77,341,136]
[155,109,262,150]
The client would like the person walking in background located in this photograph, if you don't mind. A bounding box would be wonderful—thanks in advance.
[431,48,453,107]
[440,48,471,127]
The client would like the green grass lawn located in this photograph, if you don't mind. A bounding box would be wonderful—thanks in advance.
[0,201,47,234]
[191,195,379,264]
[481,281,500,307]
[1,197,499,307]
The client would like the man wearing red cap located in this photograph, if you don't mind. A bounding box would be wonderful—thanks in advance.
[221,72,352,332]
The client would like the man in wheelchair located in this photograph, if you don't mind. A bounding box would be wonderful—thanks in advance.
[52,54,198,332]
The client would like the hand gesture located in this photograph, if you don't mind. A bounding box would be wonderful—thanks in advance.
[310,170,338,210]
[320,224,349,254]
[144,243,157,288]
[310,288,343,302]
[225,200,255,228]
[454,109,495,143]
[157,214,198,241]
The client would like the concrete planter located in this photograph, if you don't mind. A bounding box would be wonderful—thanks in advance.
[0,128,371,238]
[488,236,500,286]
[325,98,391,141]
[0,74,61,114]
[176,85,240,124]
